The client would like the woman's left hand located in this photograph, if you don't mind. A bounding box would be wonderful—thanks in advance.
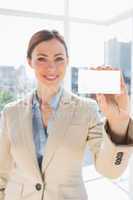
[96,66,130,137]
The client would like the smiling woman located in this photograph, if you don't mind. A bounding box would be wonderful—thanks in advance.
[27,30,69,104]
[0,29,133,200]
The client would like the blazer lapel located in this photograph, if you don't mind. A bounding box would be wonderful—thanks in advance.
[42,90,77,172]
[19,91,42,181]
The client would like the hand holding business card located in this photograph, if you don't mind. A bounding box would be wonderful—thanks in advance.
[78,69,121,94]
[78,66,130,136]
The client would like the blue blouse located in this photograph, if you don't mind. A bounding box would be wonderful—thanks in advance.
[32,88,63,170]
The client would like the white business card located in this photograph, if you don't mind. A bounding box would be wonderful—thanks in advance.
[78,70,121,94]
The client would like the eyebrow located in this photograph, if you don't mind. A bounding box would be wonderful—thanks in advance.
[54,53,64,57]
[37,53,48,57]
[37,53,64,57]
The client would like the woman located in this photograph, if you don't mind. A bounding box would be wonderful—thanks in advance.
[0,29,133,200]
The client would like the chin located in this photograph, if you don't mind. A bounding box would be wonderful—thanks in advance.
[40,79,61,88]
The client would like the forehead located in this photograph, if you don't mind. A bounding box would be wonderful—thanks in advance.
[32,38,66,55]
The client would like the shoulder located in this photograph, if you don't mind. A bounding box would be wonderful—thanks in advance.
[2,90,34,114]
[62,90,102,126]
[63,89,99,114]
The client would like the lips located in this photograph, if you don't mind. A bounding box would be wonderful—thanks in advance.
[43,75,59,81]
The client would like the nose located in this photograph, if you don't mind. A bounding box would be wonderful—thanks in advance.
[47,61,57,68]
[47,61,57,72]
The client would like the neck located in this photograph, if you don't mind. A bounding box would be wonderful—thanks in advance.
[36,81,60,105]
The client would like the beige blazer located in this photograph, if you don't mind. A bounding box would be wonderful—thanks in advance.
[0,89,133,200]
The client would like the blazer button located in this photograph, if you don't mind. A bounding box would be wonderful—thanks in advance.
[35,183,42,191]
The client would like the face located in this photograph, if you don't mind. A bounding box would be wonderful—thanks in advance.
[28,38,68,88]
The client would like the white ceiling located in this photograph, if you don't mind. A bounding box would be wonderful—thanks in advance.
[70,0,133,21]
[0,0,133,22]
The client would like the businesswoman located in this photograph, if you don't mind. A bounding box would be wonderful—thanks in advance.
[0,29,133,200]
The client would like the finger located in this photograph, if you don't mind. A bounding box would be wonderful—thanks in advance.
[90,65,110,71]
[89,66,97,70]
[95,65,120,71]
[96,94,107,107]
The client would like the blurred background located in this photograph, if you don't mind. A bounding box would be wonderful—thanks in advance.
[0,0,133,199]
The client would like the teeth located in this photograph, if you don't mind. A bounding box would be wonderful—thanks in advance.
[44,75,57,80]
[47,76,56,78]
[48,76,56,78]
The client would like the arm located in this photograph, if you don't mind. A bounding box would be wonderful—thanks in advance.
[0,108,13,200]
[86,101,133,179]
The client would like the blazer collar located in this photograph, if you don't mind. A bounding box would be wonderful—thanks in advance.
[41,88,77,173]
[19,88,77,179]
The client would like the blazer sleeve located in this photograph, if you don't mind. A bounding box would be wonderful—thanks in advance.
[86,101,133,179]
[0,108,13,200]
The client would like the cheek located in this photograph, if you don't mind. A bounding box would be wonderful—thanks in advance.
[60,66,67,75]
[33,64,47,73]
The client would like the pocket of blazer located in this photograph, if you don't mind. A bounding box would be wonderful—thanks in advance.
[78,69,121,94]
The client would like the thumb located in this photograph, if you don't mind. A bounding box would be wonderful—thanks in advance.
[96,94,107,112]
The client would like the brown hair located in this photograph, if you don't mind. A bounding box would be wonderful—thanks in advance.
[27,29,68,59]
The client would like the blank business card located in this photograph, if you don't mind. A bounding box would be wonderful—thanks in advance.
[78,70,121,94]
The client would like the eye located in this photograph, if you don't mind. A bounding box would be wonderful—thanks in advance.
[37,57,47,62]
[55,57,64,62]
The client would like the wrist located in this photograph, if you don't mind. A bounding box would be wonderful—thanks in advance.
[107,117,130,136]
[105,120,128,144]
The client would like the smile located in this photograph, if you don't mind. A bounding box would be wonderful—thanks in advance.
[43,75,59,81]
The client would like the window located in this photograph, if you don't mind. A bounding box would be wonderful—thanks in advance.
[70,22,105,96]
[105,19,132,96]
[0,14,64,103]
[70,22,105,67]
